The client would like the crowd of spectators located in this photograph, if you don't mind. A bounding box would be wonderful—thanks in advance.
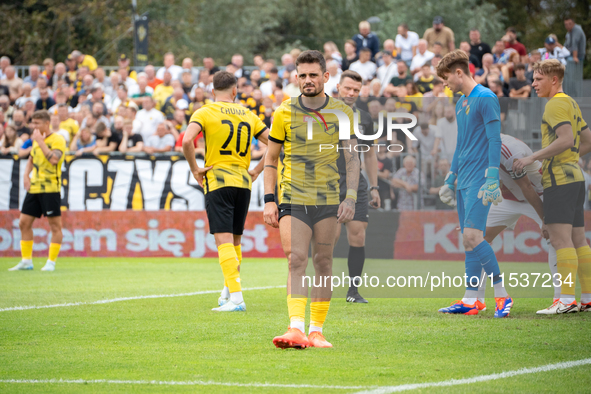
[0,15,587,210]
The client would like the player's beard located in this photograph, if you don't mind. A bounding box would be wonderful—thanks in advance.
[301,83,323,97]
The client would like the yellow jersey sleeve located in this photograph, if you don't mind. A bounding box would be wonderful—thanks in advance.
[189,107,208,131]
[252,113,268,139]
[51,134,67,154]
[544,97,572,131]
[269,106,286,143]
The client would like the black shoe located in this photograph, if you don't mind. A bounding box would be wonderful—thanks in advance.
[346,290,368,303]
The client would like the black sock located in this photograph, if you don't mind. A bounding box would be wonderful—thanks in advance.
[348,246,365,292]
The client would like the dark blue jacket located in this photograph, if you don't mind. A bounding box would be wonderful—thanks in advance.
[352,33,380,60]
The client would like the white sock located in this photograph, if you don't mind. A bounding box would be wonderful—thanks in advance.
[559,294,576,304]
[476,268,487,301]
[230,291,243,304]
[309,325,322,334]
[46,260,55,265]
[580,293,591,304]
[291,320,305,333]
[22,259,32,264]
[462,289,478,305]
[493,281,508,298]
[548,244,561,299]
[220,286,230,299]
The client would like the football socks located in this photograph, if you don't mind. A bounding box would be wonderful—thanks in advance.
[21,240,33,261]
[576,245,591,303]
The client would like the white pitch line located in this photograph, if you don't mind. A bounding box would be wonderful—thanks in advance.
[1,358,590,391]
[0,285,286,312]
[354,358,591,393]
[0,378,367,390]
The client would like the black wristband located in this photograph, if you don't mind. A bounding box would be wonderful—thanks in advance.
[370,186,379,191]
[264,194,275,203]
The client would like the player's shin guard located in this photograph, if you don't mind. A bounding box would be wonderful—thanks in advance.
[576,246,591,302]
[310,301,330,334]
[48,243,61,262]
[218,243,241,293]
[21,240,33,261]
[234,244,242,266]
[287,294,307,333]
[473,240,507,298]
[556,248,578,299]
[463,250,481,303]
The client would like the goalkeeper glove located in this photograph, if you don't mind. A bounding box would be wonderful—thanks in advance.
[439,171,457,207]
[477,167,503,206]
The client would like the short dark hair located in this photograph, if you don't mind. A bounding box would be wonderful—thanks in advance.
[432,78,443,86]
[514,63,526,71]
[213,71,237,91]
[399,23,409,30]
[564,16,574,22]
[359,47,371,54]
[345,39,357,48]
[436,50,471,79]
[296,50,326,73]
[340,70,362,84]
[31,110,50,122]
[506,27,516,34]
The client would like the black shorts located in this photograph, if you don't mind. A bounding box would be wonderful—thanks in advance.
[204,187,251,235]
[278,203,339,230]
[21,192,61,218]
[543,182,585,227]
[339,174,369,223]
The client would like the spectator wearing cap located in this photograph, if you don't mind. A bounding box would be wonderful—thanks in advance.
[469,29,491,67]
[508,64,531,98]
[35,88,55,111]
[396,23,420,65]
[538,35,570,65]
[564,17,586,64]
[156,52,183,81]
[23,65,40,87]
[153,71,174,110]
[71,50,98,72]
[349,48,377,82]
[181,57,200,84]
[144,122,175,153]
[353,21,380,60]
[410,39,435,75]
[423,16,455,55]
[341,40,359,71]
[377,50,398,95]
[128,73,154,107]
[136,96,165,141]
[65,54,78,83]
[118,54,138,81]
[503,28,528,63]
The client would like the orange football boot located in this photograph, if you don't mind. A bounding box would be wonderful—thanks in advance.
[272,327,309,349]
[308,331,333,348]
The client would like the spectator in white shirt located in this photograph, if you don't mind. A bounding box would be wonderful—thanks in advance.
[156,52,183,81]
[538,35,570,65]
[349,48,377,82]
[323,61,342,97]
[377,50,398,95]
[136,96,165,141]
[144,122,175,153]
[395,24,420,64]
[410,39,435,75]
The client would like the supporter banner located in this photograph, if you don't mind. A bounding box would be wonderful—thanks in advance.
[133,14,149,66]
[0,155,265,212]
[0,210,283,258]
[394,211,591,262]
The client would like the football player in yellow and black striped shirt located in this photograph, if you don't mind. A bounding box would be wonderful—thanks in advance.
[183,71,269,312]
[9,110,66,272]
[514,59,591,313]
[263,50,359,349]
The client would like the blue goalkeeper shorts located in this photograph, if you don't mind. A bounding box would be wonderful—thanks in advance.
[457,185,491,234]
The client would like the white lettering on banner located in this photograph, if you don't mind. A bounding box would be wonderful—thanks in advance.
[170,161,204,211]
[68,159,104,211]
[33,228,47,251]
[0,159,14,210]
[107,160,135,211]
[424,223,459,253]
[135,160,171,211]
[74,229,117,251]
[0,229,11,250]
[515,231,541,255]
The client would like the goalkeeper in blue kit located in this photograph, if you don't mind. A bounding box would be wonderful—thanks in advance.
[435,50,512,318]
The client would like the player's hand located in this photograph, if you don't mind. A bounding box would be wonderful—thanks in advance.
[337,198,355,223]
[191,166,213,187]
[263,202,279,228]
[369,189,380,208]
[477,167,503,206]
[439,171,457,207]
[31,128,43,143]
[513,155,534,175]
[248,168,261,182]
[23,175,30,191]
[541,223,549,240]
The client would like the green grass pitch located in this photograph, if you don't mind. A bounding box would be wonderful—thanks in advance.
[1,257,590,393]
